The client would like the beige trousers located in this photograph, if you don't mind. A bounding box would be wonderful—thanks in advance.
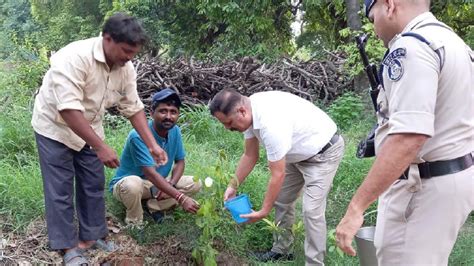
[271,137,345,266]
[112,175,201,224]
[375,165,473,265]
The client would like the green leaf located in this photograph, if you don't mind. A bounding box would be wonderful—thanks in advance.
[329,245,335,252]
[336,247,345,257]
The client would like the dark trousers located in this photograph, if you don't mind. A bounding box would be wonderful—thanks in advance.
[35,132,108,250]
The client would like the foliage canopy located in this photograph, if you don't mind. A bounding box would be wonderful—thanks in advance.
[1,0,472,63]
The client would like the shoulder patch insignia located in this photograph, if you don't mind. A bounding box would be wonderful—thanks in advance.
[382,47,406,81]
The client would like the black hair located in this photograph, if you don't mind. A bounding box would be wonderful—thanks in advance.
[102,12,148,46]
[209,89,243,116]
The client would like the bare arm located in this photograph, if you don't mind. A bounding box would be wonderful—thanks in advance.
[128,110,168,166]
[169,159,185,186]
[59,109,119,168]
[235,137,260,183]
[336,133,428,255]
[240,158,286,223]
[223,137,259,201]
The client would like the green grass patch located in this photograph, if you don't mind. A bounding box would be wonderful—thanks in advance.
[0,159,44,232]
[0,63,472,264]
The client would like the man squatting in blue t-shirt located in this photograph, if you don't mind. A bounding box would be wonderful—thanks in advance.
[109,88,201,224]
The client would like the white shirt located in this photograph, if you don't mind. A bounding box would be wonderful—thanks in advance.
[375,12,474,162]
[244,91,337,163]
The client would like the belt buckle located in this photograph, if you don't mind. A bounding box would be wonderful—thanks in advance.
[464,153,474,167]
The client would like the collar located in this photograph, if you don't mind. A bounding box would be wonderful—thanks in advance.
[402,12,436,32]
[249,98,261,130]
[388,12,435,47]
[93,35,107,65]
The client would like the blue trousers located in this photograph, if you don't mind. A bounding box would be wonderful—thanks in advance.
[35,132,108,250]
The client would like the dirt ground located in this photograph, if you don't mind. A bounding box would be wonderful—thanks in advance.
[0,214,245,265]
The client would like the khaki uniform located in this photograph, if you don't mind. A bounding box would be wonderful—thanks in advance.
[374,12,474,265]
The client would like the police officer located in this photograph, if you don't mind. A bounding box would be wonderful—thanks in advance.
[336,0,473,265]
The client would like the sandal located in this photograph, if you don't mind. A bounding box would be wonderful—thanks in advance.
[63,248,88,265]
[77,239,118,253]
[90,239,118,252]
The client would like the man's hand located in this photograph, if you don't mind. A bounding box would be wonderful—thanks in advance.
[149,144,168,166]
[167,179,176,188]
[335,133,427,256]
[240,209,269,224]
[59,109,118,168]
[95,144,120,168]
[223,187,237,201]
[181,196,200,214]
[335,209,364,256]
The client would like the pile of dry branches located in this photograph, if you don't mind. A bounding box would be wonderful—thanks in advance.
[134,52,352,108]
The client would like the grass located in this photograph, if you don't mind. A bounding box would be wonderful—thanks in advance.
[0,64,473,265]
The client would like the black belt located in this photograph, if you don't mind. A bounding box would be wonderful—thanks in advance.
[318,134,339,154]
[399,153,473,179]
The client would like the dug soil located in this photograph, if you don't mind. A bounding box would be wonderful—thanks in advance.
[0,214,245,265]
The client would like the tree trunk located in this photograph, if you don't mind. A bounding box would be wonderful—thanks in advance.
[345,0,362,30]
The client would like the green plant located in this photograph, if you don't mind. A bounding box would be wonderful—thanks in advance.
[261,218,306,263]
[15,47,48,90]
[291,220,305,260]
[180,106,243,157]
[338,22,386,78]
[327,228,345,258]
[261,218,285,235]
[327,92,364,130]
[0,160,44,232]
[192,150,233,265]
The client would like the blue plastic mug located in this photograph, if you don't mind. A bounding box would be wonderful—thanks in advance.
[224,194,252,224]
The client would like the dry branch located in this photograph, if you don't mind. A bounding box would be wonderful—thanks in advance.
[109,53,352,113]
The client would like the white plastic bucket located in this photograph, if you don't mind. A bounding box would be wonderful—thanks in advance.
[354,226,378,266]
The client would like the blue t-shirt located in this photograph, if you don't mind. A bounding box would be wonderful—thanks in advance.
[109,120,185,191]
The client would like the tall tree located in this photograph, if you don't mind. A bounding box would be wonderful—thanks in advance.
[345,0,361,30]
[30,0,104,51]
[296,0,346,55]
[112,0,295,60]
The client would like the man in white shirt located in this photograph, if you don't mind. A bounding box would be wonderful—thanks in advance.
[209,89,345,265]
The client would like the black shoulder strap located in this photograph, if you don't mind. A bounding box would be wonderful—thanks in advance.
[378,50,390,91]
[377,23,451,104]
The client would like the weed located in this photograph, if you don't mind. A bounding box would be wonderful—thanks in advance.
[327,92,364,131]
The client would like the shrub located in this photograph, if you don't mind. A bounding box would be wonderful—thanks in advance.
[327,92,364,131]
